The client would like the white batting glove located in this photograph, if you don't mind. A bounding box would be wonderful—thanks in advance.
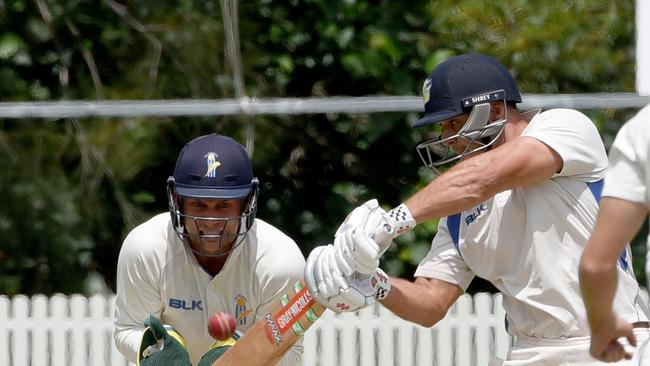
[334,199,416,275]
[305,245,348,301]
[304,244,391,313]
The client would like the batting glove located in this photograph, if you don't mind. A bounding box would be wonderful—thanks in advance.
[137,315,191,366]
[334,199,416,275]
[305,244,391,313]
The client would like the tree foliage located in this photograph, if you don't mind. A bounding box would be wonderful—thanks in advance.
[0,0,642,295]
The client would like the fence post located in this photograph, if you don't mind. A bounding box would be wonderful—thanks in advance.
[31,295,48,366]
[358,305,376,366]
[396,309,415,366]
[50,294,68,366]
[301,313,319,366]
[0,295,9,366]
[11,295,29,366]
[474,293,495,365]
[88,295,107,366]
[435,295,455,365]
[377,305,396,366]
[108,295,129,366]
[319,310,337,366]
[415,322,435,365]
[339,311,358,365]
[456,295,473,366]
[493,294,511,360]
[69,295,88,366]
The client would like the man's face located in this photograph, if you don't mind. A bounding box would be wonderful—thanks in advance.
[439,114,486,156]
[181,197,245,255]
[416,102,511,172]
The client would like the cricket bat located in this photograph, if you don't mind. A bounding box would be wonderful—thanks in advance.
[212,280,327,365]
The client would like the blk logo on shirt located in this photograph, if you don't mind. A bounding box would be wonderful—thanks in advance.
[169,298,203,311]
[465,203,488,225]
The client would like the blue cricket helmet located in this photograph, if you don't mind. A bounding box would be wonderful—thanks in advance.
[171,134,255,199]
[414,53,523,172]
[413,53,522,128]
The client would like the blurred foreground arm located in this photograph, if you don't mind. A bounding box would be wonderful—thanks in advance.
[579,197,648,362]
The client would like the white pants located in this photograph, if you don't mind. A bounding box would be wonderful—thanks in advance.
[634,335,650,365]
[489,328,650,366]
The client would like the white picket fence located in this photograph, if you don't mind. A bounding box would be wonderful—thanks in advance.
[0,293,511,366]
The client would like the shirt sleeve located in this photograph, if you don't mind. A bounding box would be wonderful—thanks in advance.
[414,218,475,291]
[602,119,649,205]
[522,108,608,180]
[113,226,165,363]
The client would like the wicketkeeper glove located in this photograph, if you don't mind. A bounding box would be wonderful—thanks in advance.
[137,315,191,366]
[334,199,416,275]
[196,330,243,366]
[305,244,391,312]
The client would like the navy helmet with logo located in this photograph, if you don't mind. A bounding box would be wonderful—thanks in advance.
[167,134,259,257]
[414,53,522,172]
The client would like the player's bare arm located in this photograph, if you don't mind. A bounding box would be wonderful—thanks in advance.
[406,133,563,223]
[580,197,647,362]
[381,277,463,327]
[580,197,648,332]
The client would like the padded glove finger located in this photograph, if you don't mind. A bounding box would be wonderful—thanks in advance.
[196,330,242,366]
[304,245,326,304]
[334,229,380,275]
[138,316,191,366]
[317,245,348,298]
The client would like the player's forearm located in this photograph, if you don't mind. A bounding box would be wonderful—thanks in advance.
[406,137,562,223]
[579,256,618,332]
[580,198,649,331]
[579,227,621,332]
[381,276,461,328]
[405,155,495,223]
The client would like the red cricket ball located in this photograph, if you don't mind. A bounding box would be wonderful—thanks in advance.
[207,311,236,341]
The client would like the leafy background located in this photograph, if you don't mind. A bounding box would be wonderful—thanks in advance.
[0,0,644,295]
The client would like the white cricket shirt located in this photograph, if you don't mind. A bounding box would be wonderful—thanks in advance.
[114,213,306,365]
[602,104,650,285]
[415,108,649,340]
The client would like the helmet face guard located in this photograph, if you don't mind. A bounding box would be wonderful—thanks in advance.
[412,54,522,174]
[167,177,259,257]
[416,90,508,173]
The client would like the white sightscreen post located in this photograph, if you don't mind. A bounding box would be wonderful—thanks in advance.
[637,0,650,95]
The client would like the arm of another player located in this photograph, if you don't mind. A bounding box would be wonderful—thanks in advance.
[579,197,649,362]
[381,276,463,327]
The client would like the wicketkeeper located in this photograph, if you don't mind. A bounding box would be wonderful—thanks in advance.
[114,134,305,365]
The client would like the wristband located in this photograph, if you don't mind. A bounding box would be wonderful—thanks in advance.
[387,203,417,236]
[374,268,391,300]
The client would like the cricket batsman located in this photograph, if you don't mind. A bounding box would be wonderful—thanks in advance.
[305,53,650,365]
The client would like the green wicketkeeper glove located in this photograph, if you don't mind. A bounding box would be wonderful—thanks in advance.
[196,330,243,366]
[137,315,191,366]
